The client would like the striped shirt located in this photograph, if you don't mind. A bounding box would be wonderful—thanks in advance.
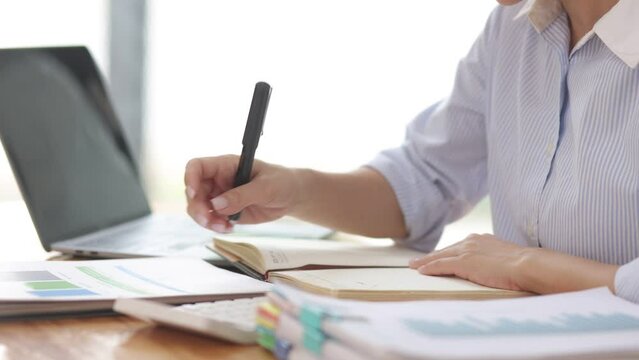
[368,0,639,303]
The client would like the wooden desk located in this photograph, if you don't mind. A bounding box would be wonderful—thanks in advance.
[0,201,273,360]
[0,316,272,360]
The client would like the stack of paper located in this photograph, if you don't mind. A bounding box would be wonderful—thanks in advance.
[258,284,639,359]
[0,257,270,318]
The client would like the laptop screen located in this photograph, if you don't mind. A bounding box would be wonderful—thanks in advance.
[0,47,151,250]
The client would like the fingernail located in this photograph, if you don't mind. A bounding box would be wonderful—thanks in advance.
[196,215,209,228]
[211,223,226,233]
[211,196,228,211]
[409,258,420,267]
[186,187,196,199]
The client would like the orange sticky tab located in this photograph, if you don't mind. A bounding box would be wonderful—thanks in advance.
[258,302,281,323]
[256,316,276,329]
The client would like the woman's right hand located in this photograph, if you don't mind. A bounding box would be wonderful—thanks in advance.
[184,155,302,233]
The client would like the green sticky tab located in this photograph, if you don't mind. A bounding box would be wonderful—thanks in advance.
[256,325,275,337]
[25,281,80,290]
[300,304,327,328]
[257,334,276,351]
[256,325,276,351]
[303,326,325,355]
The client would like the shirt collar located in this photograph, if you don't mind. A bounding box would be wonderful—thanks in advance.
[514,0,639,68]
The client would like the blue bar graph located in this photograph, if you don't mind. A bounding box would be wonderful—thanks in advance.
[403,312,639,337]
[28,289,98,298]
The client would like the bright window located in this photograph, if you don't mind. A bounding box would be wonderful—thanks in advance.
[145,1,496,244]
[0,1,495,247]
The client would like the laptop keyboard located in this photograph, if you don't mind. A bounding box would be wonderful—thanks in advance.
[69,215,214,256]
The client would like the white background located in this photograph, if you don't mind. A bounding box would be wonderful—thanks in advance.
[144,0,496,204]
[0,1,495,244]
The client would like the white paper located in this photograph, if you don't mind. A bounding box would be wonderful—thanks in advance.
[274,285,639,359]
[0,257,271,302]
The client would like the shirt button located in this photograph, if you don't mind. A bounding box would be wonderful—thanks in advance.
[527,224,534,238]
[545,142,555,156]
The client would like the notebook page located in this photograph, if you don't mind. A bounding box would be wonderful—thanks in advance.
[215,236,425,271]
[271,268,507,292]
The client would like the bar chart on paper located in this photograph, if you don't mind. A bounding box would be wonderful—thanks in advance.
[307,288,639,359]
[0,259,207,301]
[0,258,271,318]
[404,312,639,337]
[0,270,95,298]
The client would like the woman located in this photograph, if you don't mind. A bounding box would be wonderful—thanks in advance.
[184,0,639,303]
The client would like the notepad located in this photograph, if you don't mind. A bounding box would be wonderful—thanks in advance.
[269,268,529,301]
[209,235,425,279]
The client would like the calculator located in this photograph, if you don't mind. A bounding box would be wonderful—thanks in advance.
[113,297,267,344]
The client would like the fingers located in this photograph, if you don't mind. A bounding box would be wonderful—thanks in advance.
[184,155,238,195]
[409,247,460,269]
[185,206,232,233]
[186,182,234,233]
[184,158,206,196]
[416,256,463,276]
[184,155,240,233]
[408,233,482,269]
[185,182,209,218]
[410,233,526,291]
[184,155,279,229]
[210,179,273,216]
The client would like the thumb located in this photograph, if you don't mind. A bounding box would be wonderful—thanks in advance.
[210,181,271,216]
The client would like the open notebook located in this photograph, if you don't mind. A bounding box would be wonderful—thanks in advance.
[209,235,424,280]
[210,236,529,300]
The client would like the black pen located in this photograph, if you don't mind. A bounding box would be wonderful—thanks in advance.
[229,82,272,221]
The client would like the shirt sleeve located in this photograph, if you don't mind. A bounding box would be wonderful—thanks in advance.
[366,8,501,252]
[615,258,639,303]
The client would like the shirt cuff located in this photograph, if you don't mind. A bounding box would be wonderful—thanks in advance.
[615,257,639,304]
[366,149,447,253]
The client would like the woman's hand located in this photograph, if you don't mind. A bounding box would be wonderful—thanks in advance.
[409,233,620,295]
[184,155,302,233]
[409,234,527,291]
[184,156,407,239]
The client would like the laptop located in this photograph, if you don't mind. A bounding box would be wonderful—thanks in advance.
[0,46,331,265]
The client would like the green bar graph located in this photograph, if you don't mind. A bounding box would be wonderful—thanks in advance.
[25,281,80,290]
[76,266,148,295]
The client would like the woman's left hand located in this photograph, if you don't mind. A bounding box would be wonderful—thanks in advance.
[409,234,528,291]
